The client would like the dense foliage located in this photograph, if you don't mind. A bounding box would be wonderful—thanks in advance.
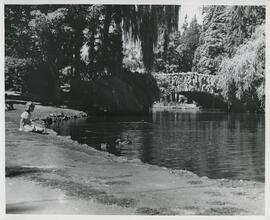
[192,6,265,75]
[5,5,265,112]
[5,56,33,92]
[191,5,265,112]
[5,4,179,101]
[153,16,201,73]
[218,25,265,112]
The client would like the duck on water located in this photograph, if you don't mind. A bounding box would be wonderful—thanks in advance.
[100,135,132,152]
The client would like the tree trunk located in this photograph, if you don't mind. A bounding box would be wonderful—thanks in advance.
[102,6,113,69]
[163,29,169,52]
[47,58,61,103]
[74,32,83,80]
[70,31,83,93]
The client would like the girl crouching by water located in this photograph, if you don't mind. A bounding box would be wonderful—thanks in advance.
[19,101,45,133]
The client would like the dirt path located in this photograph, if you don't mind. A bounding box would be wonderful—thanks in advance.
[5,104,265,215]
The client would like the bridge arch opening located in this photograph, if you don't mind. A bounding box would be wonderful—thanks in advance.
[158,91,227,110]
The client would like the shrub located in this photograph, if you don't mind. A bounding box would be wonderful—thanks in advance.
[5,56,34,92]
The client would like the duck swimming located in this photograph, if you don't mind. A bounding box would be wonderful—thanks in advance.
[115,135,132,151]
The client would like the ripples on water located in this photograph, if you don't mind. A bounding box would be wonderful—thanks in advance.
[50,109,265,182]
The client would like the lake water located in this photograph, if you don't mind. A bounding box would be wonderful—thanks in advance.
[50,109,265,182]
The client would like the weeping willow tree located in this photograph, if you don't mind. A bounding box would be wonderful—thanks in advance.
[85,5,180,74]
[121,5,179,70]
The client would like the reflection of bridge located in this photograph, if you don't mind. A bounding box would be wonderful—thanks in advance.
[152,72,227,109]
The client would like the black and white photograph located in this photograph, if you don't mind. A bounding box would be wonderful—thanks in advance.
[2,0,268,217]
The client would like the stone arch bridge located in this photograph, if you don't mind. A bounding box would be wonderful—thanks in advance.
[152,72,227,109]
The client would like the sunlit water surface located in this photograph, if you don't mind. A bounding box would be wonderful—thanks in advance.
[50,109,265,182]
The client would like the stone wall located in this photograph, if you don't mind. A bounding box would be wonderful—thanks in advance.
[152,72,222,96]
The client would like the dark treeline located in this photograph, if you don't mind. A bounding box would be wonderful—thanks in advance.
[5,5,265,113]
[5,5,179,113]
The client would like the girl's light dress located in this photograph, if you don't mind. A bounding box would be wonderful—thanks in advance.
[19,111,43,132]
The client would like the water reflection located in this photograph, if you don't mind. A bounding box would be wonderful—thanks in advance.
[50,110,265,182]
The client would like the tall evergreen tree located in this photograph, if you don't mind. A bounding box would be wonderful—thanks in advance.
[224,6,265,56]
[178,15,201,72]
[153,15,201,73]
[182,14,188,31]
[192,6,228,75]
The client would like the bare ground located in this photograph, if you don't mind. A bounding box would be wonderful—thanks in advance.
[5,104,265,215]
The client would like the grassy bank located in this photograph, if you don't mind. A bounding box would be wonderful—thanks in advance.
[5,104,265,215]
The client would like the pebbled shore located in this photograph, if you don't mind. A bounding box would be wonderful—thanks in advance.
[5,104,265,215]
